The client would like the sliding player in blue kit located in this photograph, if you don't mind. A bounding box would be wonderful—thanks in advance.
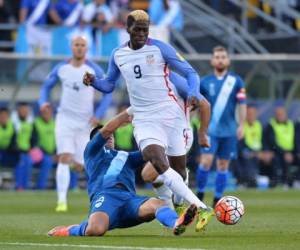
[48,111,198,237]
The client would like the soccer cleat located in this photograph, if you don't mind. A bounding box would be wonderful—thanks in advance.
[48,224,77,236]
[195,207,215,232]
[173,204,197,236]
[174,203,188,216]
[55,202,68,212]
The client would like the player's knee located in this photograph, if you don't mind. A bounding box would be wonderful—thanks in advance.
[217,160,229,171]
[85,224,106,236]
[200,156,213,170]
[141,163,159,183]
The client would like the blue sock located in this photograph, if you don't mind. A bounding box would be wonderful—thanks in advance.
[37,154,53,190]
[70,171,78,190]
[68,220,88,236]
[196,164,209,193]
[215,170,229,199]
[22,154,32,189]
[155,206,178,228]
[15,160,23,189]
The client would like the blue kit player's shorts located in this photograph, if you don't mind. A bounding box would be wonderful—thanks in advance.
[90,188,150,230]
[201,136,237,160]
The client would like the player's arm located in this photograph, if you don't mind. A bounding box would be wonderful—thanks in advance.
[236,78,247,140]
[83,50,120,93]
[87,61,113,121]
[85,109,133,155]
[154,40,201,104]
[38,63,61,111]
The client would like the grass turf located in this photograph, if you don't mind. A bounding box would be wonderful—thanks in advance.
[0,189,300,250]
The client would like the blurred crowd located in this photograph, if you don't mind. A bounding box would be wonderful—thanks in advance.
[1,102,300,190]
[0,0,183,52]
[205,0,300,32]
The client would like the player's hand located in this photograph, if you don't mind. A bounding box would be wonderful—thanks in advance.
[198,131,210,148]
[83,72,95,86]
[187,96,199,111]
[40,102,51,112]
[237,125,244,140]
[89,117,100,127]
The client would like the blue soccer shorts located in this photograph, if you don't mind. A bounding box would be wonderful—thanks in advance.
[90,188,150,230]
[200,136,237,160]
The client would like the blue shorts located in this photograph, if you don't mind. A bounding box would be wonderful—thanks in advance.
[200,136,237,160]
[90,188,150,230]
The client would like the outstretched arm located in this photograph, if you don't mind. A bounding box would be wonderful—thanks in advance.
[83,50,120,93]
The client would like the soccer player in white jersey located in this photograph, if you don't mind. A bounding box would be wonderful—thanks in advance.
[83,10,214,231]
[39,36,112,212]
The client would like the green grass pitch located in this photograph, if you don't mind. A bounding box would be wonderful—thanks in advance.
[0,189,300,250]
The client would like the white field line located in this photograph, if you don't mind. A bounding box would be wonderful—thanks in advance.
[0,242,206,250]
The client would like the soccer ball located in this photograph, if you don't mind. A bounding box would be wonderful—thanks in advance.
[214,196,245,225]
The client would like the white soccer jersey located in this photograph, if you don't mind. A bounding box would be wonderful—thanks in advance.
[39,60,109,123]
[92,38,200,122]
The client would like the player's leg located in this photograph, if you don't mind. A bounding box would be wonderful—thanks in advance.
[48,211,109,237]
[196,136,218,201]
[56,153,72,211]
[36,154,53,190]
[213,136,237,207]
[122,196,197,236]
[142,144,207,209]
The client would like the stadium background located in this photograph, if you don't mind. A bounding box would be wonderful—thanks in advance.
[1,0,300,190]
[0,1,300,250]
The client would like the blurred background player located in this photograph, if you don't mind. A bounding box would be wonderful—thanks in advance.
[31,105,55,190]
[13,102,33,191]
[83,10,213,231]
[196,46,247,207]
[0,107,16,169]
[236,105,263,188]
[39,36,112,212]
[48,111,197,237]
[262,105,295,188]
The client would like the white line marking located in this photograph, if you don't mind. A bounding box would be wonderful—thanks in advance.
[0,242,206,250]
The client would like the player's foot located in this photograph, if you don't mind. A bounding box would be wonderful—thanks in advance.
[173,204,197,236]
[55,202,68,212]
[174,203,188,216]
[195,207,214,232]
[48,224,77,236]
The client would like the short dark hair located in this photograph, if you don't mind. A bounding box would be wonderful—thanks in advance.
[90,124,103,140]
[212,46,228,54]
[0,107,9,113]
[17,101,29,107]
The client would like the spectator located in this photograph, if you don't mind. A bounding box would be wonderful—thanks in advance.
[149,0,183,31]
[19,0,52,55]
[0,107,16,168]
[19,0,50,25]
[31,105,55,190]
[82,0,114,32]
[13,102,33,190]
[110,0,129,18]
[262,106,295,188]
[0,0,16,51]
[236,105,262,187]
[294,117,300,187]
[49,0,83,27]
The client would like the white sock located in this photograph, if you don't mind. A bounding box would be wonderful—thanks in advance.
[173,168,189,206]
[56,163,70,204]
[152,182,173,209]
[158,168,207,209]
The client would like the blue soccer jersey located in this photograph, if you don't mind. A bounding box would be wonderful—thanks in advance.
[84,133,145,201]
[200,72,246,137]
